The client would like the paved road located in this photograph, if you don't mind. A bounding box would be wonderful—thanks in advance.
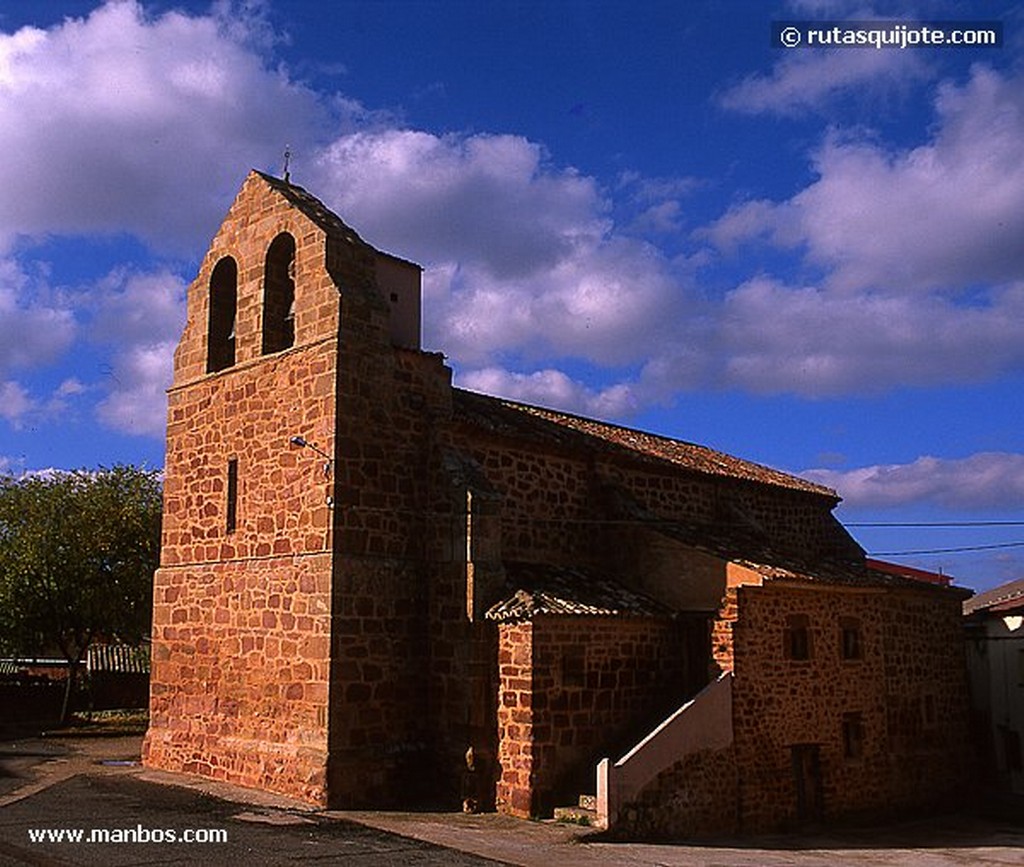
[2,734,1024,866]
[0,736,502,866]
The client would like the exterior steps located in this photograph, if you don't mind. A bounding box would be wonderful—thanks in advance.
[553,794,597,826]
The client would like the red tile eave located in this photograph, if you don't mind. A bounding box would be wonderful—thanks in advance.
[988,598,1024,614]
[866,558,953,586]
[452,388,838,500]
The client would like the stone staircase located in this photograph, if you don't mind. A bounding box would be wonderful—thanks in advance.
[553,793,597,826]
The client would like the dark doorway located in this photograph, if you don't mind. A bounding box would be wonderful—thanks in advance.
[791,743,823,824]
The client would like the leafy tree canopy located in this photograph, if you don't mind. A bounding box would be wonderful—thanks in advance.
[0,465,162,666]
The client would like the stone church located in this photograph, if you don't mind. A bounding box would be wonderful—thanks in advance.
[143,170,972,836]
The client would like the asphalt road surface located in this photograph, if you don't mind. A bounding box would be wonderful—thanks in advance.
[3,734,1024,867]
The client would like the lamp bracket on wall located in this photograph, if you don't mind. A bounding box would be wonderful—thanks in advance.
[290,435,333,479]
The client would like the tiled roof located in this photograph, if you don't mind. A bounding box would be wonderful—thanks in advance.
[600,482,962,592]
[740,559,945,591]
[254,171,420,268]
[963,578,1024,615]
[255,171,365,244]
[485,563,672,622]
[86,643,150,674]
[453,388,836,498]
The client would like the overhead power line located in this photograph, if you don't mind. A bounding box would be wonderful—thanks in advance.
[871,540,1024,556]
[848,520,1024,528]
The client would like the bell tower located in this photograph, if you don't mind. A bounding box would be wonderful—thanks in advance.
[143,170,434,804]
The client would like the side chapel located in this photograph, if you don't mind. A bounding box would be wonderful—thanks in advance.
[143,171,972,836]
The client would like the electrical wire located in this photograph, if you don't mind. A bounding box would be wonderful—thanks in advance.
[847,520,1024,528]
[871,541,1024,556]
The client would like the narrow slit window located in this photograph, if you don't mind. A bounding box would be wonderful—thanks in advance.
[226,458,238,533]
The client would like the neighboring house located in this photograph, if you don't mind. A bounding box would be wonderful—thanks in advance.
[964,578,1024,795]
[143,171,973,836]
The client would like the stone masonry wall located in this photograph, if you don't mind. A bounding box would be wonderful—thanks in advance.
[146,338,338,803]
[326,292,454,806]
[496,615,687,817]
[731,580,972,832]
[146,174,347,805]
[449,423,858,597]
[145,555,332,802]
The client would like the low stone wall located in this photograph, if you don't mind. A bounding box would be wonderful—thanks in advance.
[613,744,738,840]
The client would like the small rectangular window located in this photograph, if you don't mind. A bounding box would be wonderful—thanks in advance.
[226,458,238,533]
[842,712,864,760]
[840,618,862,660]
[784,614,812,660]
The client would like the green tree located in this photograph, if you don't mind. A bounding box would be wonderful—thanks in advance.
[0,465,161,724]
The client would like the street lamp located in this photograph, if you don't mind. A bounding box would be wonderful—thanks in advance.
[289,435,333,478]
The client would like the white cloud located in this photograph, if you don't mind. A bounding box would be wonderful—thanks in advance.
[696,64,1024,396]
[719,46,928,117]
[87,268,187,346]
[0,0,325,253]
[804,452,1024,509]
[82,267,185,437]
[95,340,175,437]
[0,380,34,424]
[712,66,1024,293]
[458,367,638,418]
[312,129,695,374]
[716,277,1024,396]
[314,130,609,279]
[2,0,1019,440]
[0,260,76,373]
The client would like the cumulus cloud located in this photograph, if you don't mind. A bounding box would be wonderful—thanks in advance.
[712,66,1024,293]
[314,130,609,280]
[697,64,1024,396]
[0,0,325,253]
[87,268,187,346]
[312,128,697,381]
[80,267,185,437]
[0,380,34,424]
[2,0,1021,444]
[803,452,1024,509]
[0,259,76,373]
[459,367,638,418]
[716,278,1024,396]
[94,340,176,437]
[719,46,929,117]
[0,0,288,437]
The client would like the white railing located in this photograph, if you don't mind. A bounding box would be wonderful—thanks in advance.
[596,672,733,829]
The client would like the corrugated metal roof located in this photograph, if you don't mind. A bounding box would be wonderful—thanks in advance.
[485,563,672,622]
[453,388,836,498]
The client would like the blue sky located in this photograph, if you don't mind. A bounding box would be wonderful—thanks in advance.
[1,0,1023,591]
